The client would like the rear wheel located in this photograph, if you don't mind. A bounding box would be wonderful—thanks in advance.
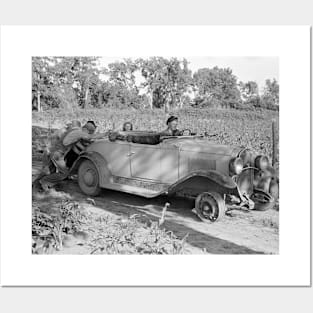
[78,159,101,196]
[194,192,226,222]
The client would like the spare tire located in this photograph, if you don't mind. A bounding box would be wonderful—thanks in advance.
[251,189,276,211]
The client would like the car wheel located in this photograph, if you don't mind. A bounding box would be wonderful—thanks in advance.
[78,159,101,196]
[194,192,226,222]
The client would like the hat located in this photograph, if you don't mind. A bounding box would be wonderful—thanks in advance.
[86,120,97,128]
[83,121,97,132]
[166,116,178,125]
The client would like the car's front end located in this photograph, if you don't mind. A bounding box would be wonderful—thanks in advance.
[229,147,279,211]
[166,136,279,213]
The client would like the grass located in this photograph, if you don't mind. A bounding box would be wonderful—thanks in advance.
[32,195,187,255]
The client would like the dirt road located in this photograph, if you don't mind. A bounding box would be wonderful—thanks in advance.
[33,161,279,254]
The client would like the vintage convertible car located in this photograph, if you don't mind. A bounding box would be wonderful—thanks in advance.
[66,130,279,222]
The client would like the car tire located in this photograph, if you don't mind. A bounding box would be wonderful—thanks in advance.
[194,192,226,222]
[251,188,276,211]
[78,159,101,196]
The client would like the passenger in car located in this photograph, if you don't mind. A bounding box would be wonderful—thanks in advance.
[122,121,133,132]
[160,115,183,136]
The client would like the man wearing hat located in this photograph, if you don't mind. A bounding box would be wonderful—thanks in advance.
[160,115,183,136]
[82,120,97,135]
[43,119,97,172]
[63,120,110,168]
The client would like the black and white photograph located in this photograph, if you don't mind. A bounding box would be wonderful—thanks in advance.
[1,25,310,288]
[31,56,280,255]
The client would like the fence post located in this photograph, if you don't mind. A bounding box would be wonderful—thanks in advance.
[272,119,278,166]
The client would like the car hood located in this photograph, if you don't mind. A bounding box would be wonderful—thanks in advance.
[163,137,241,156]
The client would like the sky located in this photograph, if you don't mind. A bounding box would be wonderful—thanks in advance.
[99,56,279,92]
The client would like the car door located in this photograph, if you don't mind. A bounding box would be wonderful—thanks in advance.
[159,142,179,184]
[129,143,161,181]
[88,140,131,178]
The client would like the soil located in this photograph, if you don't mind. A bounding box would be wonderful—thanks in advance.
[32,160,279,255]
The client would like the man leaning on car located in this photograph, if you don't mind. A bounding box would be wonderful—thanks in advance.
[62,120,108,168]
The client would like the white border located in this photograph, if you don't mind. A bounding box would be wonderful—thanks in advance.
[0,26,311,286]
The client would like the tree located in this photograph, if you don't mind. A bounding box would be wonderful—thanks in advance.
[104,59,142,108]
[108,58,138,90]
[261,79,279,109]
[32,57,54,111]
[239,81,258,100]
[193,67,242,109]
[239,81,261,109]
[138,57,192,110]
[68,57,102,109]
[32,57,103,110]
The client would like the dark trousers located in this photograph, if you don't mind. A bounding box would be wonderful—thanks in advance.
[64,149,79,168]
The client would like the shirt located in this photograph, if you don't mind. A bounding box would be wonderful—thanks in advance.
[160,128,182,136]
[48,127,69,154]
[62,128,91,147]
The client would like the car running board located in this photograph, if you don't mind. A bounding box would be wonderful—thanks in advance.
[101,182,166,198]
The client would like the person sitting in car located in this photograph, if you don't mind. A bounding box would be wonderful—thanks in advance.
[160,115,183,136]
[122,121,133,132]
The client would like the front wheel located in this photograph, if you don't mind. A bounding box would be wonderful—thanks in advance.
[78,159,101,196]
[194,192,226,222]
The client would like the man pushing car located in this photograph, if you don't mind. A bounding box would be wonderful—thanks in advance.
[34,120,108,190]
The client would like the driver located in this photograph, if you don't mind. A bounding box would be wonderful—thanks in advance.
[160,116,183,136]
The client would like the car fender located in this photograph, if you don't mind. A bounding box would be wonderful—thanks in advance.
[167,170,239,196]
[70,151,113,185]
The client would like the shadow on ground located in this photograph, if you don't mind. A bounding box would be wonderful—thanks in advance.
[50,180,264,254]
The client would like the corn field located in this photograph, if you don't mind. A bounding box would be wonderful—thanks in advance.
[32,107,279,161]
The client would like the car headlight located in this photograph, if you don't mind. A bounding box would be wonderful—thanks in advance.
[255,155,269,170]
[239,149,252,166]
[229,157,244,175]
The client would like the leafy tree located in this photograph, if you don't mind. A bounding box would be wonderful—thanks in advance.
[239,81,258,100]
[66,57,102,109]
[193,67,242,108]
[238,80,261,109]
[108,59,138,90]
[104,59,143,108]
[138,57,192,110]
[32,57,55,111]
[261,79,279,109]
[32,57,103,110]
